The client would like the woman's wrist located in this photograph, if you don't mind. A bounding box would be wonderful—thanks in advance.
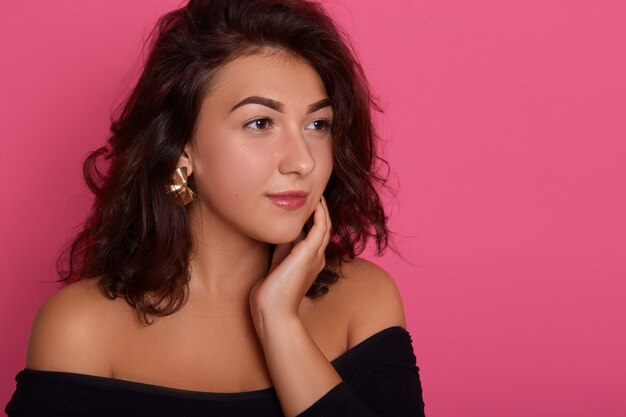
[250,303,301,340]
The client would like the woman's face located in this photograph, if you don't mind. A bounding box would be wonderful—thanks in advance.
[182,51,333,244]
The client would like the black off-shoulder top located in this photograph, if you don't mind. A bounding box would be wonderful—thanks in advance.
[5,326,425,416]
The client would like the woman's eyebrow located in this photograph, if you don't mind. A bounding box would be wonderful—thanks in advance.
[230,96,284,113]
[307,98,331,114]
[229,96,332,114]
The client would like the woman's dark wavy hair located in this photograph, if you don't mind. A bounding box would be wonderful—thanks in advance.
[58,0,389,324]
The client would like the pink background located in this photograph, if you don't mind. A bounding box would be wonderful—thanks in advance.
[1,0,625,415]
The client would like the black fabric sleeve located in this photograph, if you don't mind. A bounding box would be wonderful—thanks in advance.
[297,327,425,417]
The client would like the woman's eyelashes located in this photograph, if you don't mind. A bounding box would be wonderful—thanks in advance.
[242,117,333,133]
[306,119,332,132]
[244,117,274,131]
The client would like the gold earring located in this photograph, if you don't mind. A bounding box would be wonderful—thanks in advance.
[169,166,196,205]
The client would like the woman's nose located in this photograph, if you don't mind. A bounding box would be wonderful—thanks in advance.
[277,129,316,176]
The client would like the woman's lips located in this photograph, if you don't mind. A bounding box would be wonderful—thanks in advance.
[266,191,309,210]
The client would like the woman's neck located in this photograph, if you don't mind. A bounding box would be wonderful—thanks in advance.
[185,202,270,302]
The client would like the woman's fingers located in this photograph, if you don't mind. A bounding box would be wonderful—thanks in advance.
[315,198,332,255]
[279,196,330,272]
[291,198,328,268]
[253,197,331,314]
[319,196,331,257]
[302,199,326,246]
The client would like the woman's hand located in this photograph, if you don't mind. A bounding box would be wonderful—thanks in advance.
[249,196,331,320]
[248,196,341,417]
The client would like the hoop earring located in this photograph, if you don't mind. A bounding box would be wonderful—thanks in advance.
[169,167,196,206]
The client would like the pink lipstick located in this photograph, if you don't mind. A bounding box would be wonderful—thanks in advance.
[266,191,308,210]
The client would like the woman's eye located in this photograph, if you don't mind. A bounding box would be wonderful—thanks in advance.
[307,119,332,131]
[244,118,273,130]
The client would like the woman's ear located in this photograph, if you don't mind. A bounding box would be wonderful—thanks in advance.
[176,144,194,176]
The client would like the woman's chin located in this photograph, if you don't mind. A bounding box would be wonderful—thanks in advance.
[259,225,307,245]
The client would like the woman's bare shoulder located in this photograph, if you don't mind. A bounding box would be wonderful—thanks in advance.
[337,257,407,349]
[26,278,130,376]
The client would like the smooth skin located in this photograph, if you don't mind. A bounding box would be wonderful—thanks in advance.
[27,50,407,417]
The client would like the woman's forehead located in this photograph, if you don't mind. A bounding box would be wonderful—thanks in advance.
[204,51,330,111]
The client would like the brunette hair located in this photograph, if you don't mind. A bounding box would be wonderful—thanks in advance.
[58,0,389,323]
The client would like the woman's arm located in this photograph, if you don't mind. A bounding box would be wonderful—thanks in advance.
[252,312,342,416]
[249,197,339,416]
[249,198,415,416]
[25,279,114,377]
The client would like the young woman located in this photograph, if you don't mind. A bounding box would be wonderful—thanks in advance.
[6,0,425,415]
